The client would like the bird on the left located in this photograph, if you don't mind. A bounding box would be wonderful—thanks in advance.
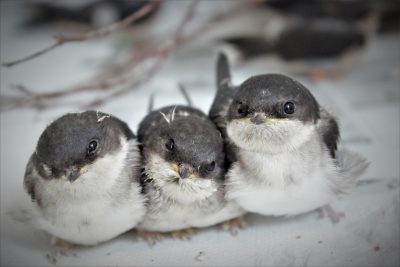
[23,110,146,247]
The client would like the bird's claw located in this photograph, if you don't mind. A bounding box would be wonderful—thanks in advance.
[170,228,197,241]
[317,205,345,224]
[220,216,247,236]
[136,230,165,246]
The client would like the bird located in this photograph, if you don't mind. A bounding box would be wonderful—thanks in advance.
[262,0,371,22]
[222,17,366,61]
[219,8,370,81]
[209,53,369,222]
[135,104,245,242]
[23,110,146,247]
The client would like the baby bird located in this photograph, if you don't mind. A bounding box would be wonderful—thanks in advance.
[209,53,368,220]
[136,105,245,239]
[23,111,146,246]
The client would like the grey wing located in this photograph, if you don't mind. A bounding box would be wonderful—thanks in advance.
[317,108,340,158]
[209,53,234,125]
[23,154,38,202]
[209,53,238,166]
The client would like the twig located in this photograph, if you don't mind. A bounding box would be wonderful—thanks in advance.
[1,1,251,111]
[11,76,129,99]
[2,1,158,68]
[178,83,193,107]
[82,1,198,108]
[84,63,161,109]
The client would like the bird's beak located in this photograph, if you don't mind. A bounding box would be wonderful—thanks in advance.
[171,162,197,179]
[65,165,89,182]
[66,166,80,182]
[239,112,287,125]
[250,112,267,125]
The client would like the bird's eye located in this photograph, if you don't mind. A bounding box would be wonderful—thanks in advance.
[283,102,295,114]
[87,140,98,157]
[206,161,216,172]
[237,103,250,117]
[165,138,175,151]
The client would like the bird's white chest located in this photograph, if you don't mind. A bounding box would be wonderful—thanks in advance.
[137,202,201,232]
[137,187,243,232]
[137,193,219,232]
[227,147,336,216]
[35,187,145,245]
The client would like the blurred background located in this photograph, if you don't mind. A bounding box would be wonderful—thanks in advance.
[1,0,399,266]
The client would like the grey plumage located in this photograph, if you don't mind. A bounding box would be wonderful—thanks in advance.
[209,53,368,218]
[210,53,239,166]
[22,111,146,245]
[317,108,340,158]
[137,104,244,233]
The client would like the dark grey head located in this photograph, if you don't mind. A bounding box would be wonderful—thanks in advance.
[138,105,224,202]
[139,105,224,181]
[226,74,321,153]
[227,74,320,123]
[33,110,135,182]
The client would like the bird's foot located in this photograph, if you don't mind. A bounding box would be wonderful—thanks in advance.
[317,205,345,224]
[220,216,247,236]
[169,228,197,241]
[136,230,164,246]
[50,237,74,256]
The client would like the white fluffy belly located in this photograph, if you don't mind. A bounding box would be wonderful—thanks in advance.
[227,150,336,216]
[230,181,334,216]
[37,197,145,245]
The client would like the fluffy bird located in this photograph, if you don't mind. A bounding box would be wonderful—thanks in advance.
[23,111,146,246]
[222,17,366,61]
[209,53,368,220]
[136,105,245,237]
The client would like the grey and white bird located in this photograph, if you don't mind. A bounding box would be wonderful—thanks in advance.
[209,53,368,220]
[136,104,245,237]
[23,110,146,246]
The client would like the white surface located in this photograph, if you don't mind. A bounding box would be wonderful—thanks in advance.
[1,1,399,266]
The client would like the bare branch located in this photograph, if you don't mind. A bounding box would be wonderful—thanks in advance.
[2,1,159,68]
[83,54,165,109]
[83,1,199,108]
[2,42,63,68]
[1,1,251,111]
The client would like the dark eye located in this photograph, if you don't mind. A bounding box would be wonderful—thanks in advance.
[87,140,98,157]
[237,102,250,117]
[206,161,216,172]
[165,138,175,151]
[283,102,295,114]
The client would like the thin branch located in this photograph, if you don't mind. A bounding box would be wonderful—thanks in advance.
[11,76,129,99]
[84,1,198,108]
[1,1,251,111]
[182,3,247,44]
[2,1,158,68]
[178,83,192,107]
[84,61,162,109]
[2,42,63,68]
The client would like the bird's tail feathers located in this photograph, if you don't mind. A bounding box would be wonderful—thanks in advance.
[217,52,231,92]
[333,148,369,193]
[7,205,40,228]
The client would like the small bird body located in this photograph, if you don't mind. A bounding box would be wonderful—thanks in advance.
[227,122,338,216]
[139,180,240,232]
[210,53,368,217]
[136,105,244,233]
[23,111,146,245]
[222,17,365,61]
